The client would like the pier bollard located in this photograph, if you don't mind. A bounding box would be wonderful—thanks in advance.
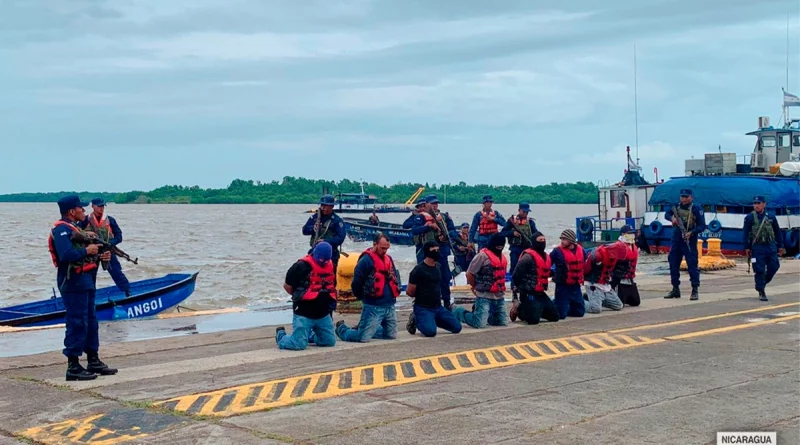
[706,238,722,257]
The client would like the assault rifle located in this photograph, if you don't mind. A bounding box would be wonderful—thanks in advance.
[672,204,692,248]
[508,217,533,246]
[72,231,139,268]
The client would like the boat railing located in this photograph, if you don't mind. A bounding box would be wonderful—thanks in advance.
[575,215,645,243]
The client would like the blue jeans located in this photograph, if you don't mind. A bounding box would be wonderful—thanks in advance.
[669,237,699,287]
[337,303,397,342]
[554,284,585,319]
[453,297,508,329]
[276,314,336,350]
[62,289,99,357]
[752,243,780,291]
[413,305,462,337]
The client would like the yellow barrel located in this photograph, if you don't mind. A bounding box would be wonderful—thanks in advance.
[335,252,363,314]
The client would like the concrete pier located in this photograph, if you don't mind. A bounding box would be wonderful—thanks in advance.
[1,262,798,444]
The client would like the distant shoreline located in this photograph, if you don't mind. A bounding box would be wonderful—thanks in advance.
[0,177,599,205]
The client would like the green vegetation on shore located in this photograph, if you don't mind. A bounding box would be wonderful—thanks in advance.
[0,177,598,204]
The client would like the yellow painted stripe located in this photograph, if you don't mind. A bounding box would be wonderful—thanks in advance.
[154,332,660,417]
[610,302,800,334]
[154,313,800,417]
[664,313,800,340]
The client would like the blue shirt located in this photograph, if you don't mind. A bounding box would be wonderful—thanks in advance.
[742,211,783,249]
[52,218,95,292]
[351,253,401,307]
[664,203,706,241]
[302,213,345,248]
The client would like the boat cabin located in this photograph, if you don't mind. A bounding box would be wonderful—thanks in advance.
[576,148,658,246]
[747,116,800,172]
[335,192,377,212]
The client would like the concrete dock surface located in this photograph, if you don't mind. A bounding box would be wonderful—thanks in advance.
[1,261,798,444]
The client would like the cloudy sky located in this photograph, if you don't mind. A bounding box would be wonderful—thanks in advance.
[2,0,798,194]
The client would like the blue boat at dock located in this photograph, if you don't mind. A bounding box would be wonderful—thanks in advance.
[343,217,415,246]
[0,272,199,328]
[575,99,800,257]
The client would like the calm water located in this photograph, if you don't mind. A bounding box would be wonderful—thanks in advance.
[0,203,597,309]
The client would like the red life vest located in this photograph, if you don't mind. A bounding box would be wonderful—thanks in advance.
[623,245,638,280]
[478,211,499,235]
[48,220,98,274]
[299,255,337,301]
[522,249,552,292]
[584,244,620,285]
[557,244,585,286]
[363,249,400,298]
[480,248,507,292]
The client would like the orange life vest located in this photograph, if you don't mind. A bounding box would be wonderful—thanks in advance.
[557,244,585,286]
[87,214,114,242]
[363,249,400,298]
[619,244,639,280]
[48,220,98,274]
[522,249,552,292]
[299,255,337,301]
[478,211,499,235]
[479,248,507,293]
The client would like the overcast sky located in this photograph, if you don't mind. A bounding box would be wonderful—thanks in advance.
[2,0,798,194]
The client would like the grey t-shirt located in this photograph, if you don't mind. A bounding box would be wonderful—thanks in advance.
[467,251,506,300]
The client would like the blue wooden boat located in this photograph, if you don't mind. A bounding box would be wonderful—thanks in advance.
[343,217,415,246]
[0,272,199,328]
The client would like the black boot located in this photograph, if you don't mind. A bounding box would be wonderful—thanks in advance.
[758,290,768,302]
[86,351,118,375]
[406,313,417,335]
[66,356,97,381]
[690,286,699,301]
[664,286,681,299]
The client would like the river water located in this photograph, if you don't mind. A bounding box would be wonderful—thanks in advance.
[0,203,598,309]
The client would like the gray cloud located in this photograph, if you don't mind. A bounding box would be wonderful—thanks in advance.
[1,0,799,193]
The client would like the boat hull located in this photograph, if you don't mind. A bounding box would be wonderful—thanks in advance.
[0,272,199,328]
[641,212,800,256]
[343,218,415,246]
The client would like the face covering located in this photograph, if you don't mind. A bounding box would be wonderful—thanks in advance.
[488,234,505,256]
[312,242,332,265]
[531,232,546,252]
[619,234,636,245]
[423,243,440,260]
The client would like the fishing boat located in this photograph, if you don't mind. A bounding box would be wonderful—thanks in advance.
[342,217,414,246]
[576,95,800,257]
[0,272,199,328]
[304,185,423,214]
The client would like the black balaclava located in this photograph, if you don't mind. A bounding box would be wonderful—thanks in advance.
[531,231,546,253]
[489,234,505,256]
[423,241,439,260]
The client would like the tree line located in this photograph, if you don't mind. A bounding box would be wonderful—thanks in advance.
[0,177,599,204]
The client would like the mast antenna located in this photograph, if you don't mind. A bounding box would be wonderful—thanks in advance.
[634,44,640,165]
